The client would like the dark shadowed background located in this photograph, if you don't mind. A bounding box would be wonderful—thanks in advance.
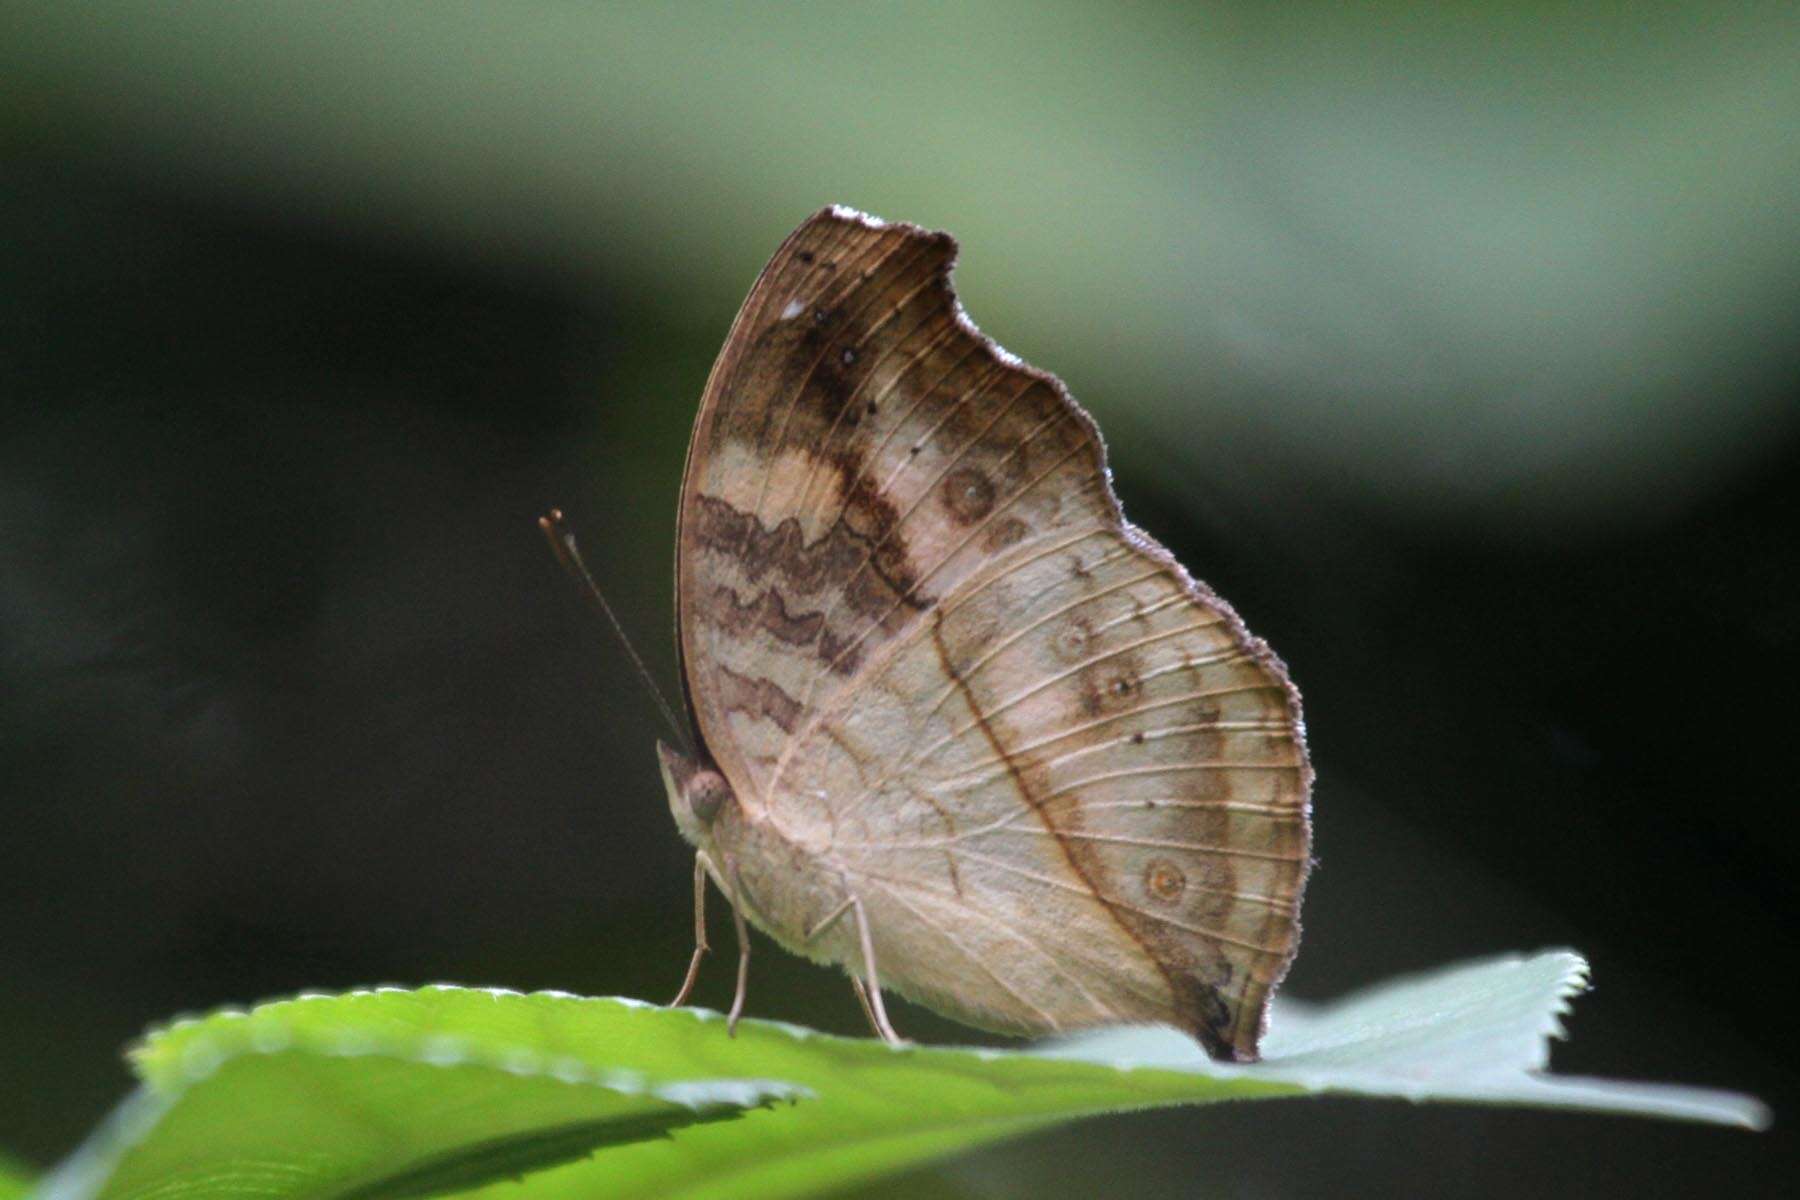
[3,4,1797,1196]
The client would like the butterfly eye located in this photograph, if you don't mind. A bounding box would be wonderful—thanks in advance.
[687,773,731,825]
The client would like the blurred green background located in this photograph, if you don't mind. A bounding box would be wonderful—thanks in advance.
[3,3,1796,1195]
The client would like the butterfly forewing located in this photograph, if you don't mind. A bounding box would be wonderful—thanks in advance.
[675,206,1311,1059]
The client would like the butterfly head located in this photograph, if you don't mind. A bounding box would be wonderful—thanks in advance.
[656,740,735,847]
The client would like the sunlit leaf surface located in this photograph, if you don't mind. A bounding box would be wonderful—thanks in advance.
[34,952,1765,1200]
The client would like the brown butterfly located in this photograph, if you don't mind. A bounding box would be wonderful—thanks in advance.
[654,206,1311,1062]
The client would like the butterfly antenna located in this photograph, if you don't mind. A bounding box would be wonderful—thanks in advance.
[538,508,693,753]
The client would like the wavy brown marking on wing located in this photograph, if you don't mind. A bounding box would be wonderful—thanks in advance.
[928,611,1189,1034]
[780,351,1035,674]
[701,584,823,648]
[712,662,802,735]
[768,433,1106,809]
[817,341,1015,568]
[687,491,920,675]
[819,365,1046,616]
[818,380,1056,636]
[763,372,1089,790]
[806,411,1097,696]
[827,447,935,627]
[679,211,963,797]
[722,216,1097,704]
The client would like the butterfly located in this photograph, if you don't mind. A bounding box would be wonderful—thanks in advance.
[655,206,1311,1062]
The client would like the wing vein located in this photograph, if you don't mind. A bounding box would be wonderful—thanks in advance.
[944,846,1282,953]
[855,877,1065,1025]
[985,826,1307,865]
[906,619,1246,775]
[784,283,957,523]
[850,866,1167,1018]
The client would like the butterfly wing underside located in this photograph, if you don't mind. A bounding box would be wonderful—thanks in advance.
[675,206,1311,1060]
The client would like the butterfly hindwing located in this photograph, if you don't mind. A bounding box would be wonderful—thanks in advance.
[803,526,1309,1057]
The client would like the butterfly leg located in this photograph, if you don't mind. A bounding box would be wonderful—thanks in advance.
[802,896,854,941]
[803,898,887,1040]
[847,975,884,1039]
[722,859,753,1037]
[851,895,903,1045]
[667,851,712,1008]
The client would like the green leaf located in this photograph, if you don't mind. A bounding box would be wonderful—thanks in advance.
[36,952,1765,1200]
[36,991,805,1200]
[1,1156,35,1200]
